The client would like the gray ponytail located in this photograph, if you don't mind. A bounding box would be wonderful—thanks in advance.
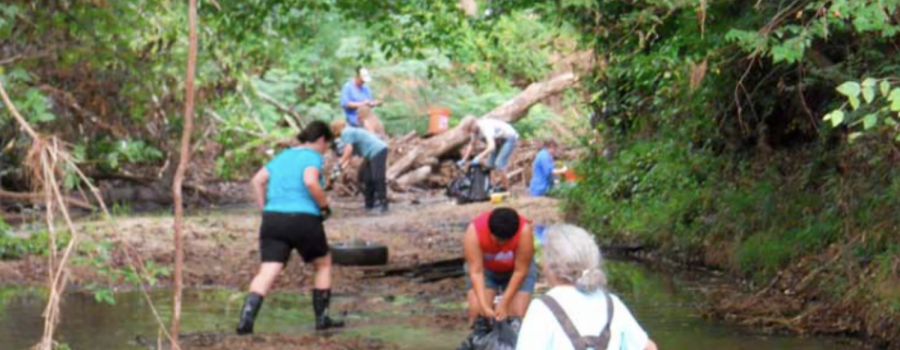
[575,268,607,293]
[543,224,607,293]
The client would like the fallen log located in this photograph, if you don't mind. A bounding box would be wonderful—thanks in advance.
[395,165,432,189]
[386,149,419,180]
[363,257,464,278]
[0,188,95,211]
[386,72,579,183]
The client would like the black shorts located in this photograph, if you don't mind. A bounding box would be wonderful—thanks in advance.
[259,212,329,264]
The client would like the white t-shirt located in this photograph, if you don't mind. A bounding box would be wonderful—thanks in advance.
[474,118,519,141]
[516,286,649,350]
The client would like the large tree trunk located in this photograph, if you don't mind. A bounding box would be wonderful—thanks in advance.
[387,72,579,182]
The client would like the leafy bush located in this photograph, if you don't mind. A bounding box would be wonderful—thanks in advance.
[0,227,70,261]
[564,137,718,250]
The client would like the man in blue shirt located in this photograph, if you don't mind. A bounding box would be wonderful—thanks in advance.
[340,67,382,127]
[529,140,566,197]
[331,119,390,212]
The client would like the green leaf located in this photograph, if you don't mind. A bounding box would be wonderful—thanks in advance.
[863,87,875,103]
[863,114,878,130]
[886,117,898,127]
[881,81,891,97]
[837,82,861,98]
[862,81,876,104]
[889,88,900,111]
[896,133,900,142]
[849,132,863,142]
[824,110,845,127]
[849,96,860,110]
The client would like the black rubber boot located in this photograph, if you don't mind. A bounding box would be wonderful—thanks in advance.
[236,293,264,335]
[313,289,345,330]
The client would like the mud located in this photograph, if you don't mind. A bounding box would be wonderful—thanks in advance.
[0,195,562,291]
[180,333,396,350]
[0,195,561,350]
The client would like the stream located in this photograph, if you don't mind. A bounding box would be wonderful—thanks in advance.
[0,260,863,350]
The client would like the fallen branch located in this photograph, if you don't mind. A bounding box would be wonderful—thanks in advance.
[256,90,303,130]
[507,168,524,181]
[0,188,95,210]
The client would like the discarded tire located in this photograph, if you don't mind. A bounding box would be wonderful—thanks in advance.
[330,241,389,266]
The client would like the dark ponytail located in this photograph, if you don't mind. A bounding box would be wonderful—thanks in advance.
[296,120,334,144]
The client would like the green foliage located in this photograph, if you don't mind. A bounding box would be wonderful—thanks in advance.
[736,217,840,277]
[75,238,170,305]
[565,134,900,281]
[825,78,900,141]
[564,138,717,252]
[0,228,71,261]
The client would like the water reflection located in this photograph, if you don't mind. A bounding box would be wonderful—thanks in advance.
[0,261,864,350]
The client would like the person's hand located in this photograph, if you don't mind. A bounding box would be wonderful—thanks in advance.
[320,206,332,221]
[481,306,496,320]
[494,303,509,321]
[370,100,383,107]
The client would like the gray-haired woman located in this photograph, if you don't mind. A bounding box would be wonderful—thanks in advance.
[516,224,658,350]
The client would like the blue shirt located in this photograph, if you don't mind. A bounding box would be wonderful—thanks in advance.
[340,80,372,127]
[340,127,387,159]
[529,148,555,197]
[263,148,324,215]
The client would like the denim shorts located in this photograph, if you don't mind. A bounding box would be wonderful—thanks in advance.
[465,261,537,293]
[487,137,517,171]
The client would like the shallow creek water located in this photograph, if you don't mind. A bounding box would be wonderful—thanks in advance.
[0,260,863,350]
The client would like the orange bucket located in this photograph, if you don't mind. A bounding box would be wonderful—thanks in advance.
[564,168,581,182]
[427,107,451,135]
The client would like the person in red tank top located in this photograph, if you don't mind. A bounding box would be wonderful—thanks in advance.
[463,207,536,324]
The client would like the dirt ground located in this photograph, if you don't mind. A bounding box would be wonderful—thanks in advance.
[179,333,397,350]
[0,194,563,349]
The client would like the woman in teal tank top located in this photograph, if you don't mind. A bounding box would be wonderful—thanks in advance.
[236,121,345,334]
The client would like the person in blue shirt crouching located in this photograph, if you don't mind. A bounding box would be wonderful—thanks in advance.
[529,140,568,197]
[236,121,344,334]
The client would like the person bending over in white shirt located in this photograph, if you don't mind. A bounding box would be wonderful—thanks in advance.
[459,116,519,192]
[517,224,658,350]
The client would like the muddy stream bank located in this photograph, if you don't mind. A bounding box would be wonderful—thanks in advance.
[0,197,869,349]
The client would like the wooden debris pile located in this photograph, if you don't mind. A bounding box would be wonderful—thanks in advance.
[326,53,596,197]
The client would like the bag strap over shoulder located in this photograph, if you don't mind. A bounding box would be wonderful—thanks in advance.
[539,292,615,350]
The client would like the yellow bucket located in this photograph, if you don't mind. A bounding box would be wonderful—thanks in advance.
[490,192,509,204]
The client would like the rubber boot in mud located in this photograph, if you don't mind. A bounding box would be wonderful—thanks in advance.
[236,293,264,335]
[313,289,345,330]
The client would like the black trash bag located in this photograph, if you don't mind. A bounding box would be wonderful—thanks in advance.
[457,316,521,350]
[447,164,492,204]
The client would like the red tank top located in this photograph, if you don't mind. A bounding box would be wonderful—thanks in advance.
[473,211,528,273]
